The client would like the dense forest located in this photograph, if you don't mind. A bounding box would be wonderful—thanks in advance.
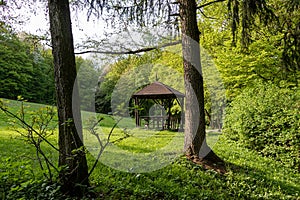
[0,23,100,106]
[0,25,55,104]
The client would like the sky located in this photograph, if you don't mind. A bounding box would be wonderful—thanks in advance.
[7,1,106,48]
[2,0,176,65]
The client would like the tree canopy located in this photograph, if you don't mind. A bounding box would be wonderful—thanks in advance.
[0,24,55,104]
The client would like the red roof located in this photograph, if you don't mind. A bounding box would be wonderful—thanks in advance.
[132,81,184,99]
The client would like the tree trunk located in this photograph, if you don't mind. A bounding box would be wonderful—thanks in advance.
[179,0,222,163]
[48,0,89,194]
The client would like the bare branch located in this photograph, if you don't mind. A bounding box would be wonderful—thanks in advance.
[197,0,225,9]
[199,9,217,19]
[75,40,181,55]
[170,13,180,17]
[84,117,123,182]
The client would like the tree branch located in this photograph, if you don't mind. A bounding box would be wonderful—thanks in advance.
[83,117,123,183]
[197,0,225,9]
[170,13,180,17]
[199,9,217,19]
[75,40,181,55]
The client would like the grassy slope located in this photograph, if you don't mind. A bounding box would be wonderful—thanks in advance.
[0,99,299,199]
[89,135,299,199]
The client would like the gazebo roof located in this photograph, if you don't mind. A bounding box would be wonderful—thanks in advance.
[132,81,185,99]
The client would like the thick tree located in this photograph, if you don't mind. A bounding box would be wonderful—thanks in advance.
[47,0,89,194]
[180,0,206,159]
[178,0,224,169]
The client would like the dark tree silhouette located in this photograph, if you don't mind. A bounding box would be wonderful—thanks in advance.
[48,0,89,195]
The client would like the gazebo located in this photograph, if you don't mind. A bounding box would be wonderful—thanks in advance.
[132,81,185,131]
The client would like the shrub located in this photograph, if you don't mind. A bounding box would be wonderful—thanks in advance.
[223,82,300,170]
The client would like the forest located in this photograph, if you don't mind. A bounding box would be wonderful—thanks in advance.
[0,0,299,199]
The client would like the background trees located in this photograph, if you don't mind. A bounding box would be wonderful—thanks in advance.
[0,24,55,104]
[0,26,32,100]
[199,0,299,100]
[76,56,100,111]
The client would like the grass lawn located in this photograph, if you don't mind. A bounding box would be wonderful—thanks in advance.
[0,99,299,199]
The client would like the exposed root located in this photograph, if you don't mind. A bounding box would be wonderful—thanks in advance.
[186,150,227,174]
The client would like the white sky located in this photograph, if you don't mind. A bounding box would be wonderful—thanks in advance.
[9,1,105,47]
[2,0,176,64]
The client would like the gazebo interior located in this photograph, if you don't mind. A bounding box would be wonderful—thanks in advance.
[131,81,184,131]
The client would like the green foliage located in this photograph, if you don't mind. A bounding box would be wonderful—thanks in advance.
[200,0,300,102]
[205,34,300,101]
[27,48,56,104]
[223,82,300,169]
[271,0,300,73]
[0,25,55,104]
[95,51,164,114]
[0,130,59,200]
[0,24,102,106]
[76,56,101,111]
[0,26,33,99]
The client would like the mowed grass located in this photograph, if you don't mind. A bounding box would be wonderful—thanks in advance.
[0,99,299,199]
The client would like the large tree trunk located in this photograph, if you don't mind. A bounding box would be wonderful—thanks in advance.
[179,0,224,169]
[48,0,89,194]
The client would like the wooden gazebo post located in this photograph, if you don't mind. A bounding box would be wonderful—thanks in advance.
[167,99,172,129]
[134,97,140,127]
[180,97,184,131]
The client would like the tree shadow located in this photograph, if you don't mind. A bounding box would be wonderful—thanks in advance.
[224,161,299,197]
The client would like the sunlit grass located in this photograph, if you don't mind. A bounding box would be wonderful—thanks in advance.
[1,99,299,199]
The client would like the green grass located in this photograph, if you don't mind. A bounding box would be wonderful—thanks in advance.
[0,99,58,128]
[0,99,299,199]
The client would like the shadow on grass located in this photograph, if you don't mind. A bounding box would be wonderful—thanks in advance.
[224,161,299,197]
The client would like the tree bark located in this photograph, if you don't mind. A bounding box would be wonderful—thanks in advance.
[179,0,216,160]
[48,0,89,194]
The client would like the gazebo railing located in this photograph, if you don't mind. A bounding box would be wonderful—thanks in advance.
[139,115,182,130]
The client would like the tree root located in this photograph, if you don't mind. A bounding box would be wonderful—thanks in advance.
[186,150,227,174]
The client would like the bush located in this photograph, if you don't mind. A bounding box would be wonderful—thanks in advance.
[223,82,300,170]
